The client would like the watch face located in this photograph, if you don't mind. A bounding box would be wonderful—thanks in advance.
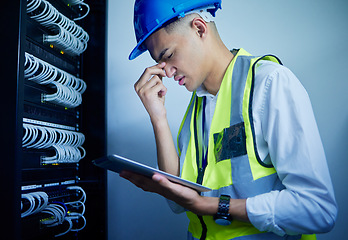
[220,195,230,202]
[214,218,232,226]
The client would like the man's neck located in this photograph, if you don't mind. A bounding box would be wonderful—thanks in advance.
[203,45,234,96]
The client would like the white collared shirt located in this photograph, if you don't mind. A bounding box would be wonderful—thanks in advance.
[196,60,337,236]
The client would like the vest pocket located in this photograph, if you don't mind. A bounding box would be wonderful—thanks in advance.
[213,122,247,163]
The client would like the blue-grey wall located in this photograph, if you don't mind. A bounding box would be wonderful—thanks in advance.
[107,1,348,239]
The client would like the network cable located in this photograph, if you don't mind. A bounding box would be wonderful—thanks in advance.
[22,123,86,164]
[21,186,87,237]
[27,0,89,56]
[21,191,49,218]
[63,0,90,21]
[24,52,86,108]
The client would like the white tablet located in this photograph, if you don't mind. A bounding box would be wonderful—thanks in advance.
[93,154,211,192]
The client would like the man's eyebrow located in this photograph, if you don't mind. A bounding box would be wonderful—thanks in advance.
[157,48,168,62]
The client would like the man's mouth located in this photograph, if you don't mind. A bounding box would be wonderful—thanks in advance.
[175,76,185,86]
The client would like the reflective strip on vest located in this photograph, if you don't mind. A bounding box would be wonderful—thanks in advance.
[177,49,315,239]
[187,231,315,240]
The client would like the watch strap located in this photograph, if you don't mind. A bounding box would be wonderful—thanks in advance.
[218,195,230,215]
[214,194,232,225]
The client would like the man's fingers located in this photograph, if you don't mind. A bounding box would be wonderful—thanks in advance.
[120,171,152,191]
[152,173,168,184]
[137,75,167,98]
[135,62,166,92]
[120,171,174,194]
[151,77,167,97]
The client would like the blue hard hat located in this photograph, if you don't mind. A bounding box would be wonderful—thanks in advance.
[129,0,222,60]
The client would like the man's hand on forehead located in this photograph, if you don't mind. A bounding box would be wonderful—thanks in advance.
[134,62,168,122]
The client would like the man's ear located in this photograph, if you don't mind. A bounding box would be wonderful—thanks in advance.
[191,17,208,39]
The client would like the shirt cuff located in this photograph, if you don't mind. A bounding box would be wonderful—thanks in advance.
[246,191,286,236]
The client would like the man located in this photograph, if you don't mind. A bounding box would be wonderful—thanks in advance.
[121,0,338,239]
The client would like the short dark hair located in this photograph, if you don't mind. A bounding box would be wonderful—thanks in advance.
[163,16,185,33]
[163,13,218,34]
[143,13,218,50]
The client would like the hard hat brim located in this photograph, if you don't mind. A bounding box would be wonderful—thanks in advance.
[128,15,174,60]
[129,44,145,60]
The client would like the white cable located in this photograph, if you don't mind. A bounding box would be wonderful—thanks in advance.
[21,191,49,218]
[64,190,87,232]
[21,186,87,236]
[31,192,49,214]
[21,193,35,218]
[73,2,90,21]
[63,0,90,21]
[43,82,82,108]
[22,124,39,148]
[22,123,86,148]
[68,213,86,232]
[23,123,86,164]
[28,126,49,149]
[41,203,66,227]
[65,200,85,215]
[24,52,87,108]
[27,0,42,13]
[27,0,89,56]
[54,202,86,236]
[54,218,73,237]
[67,186,86,203]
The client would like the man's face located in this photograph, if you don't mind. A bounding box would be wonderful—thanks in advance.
[145,26,207,92]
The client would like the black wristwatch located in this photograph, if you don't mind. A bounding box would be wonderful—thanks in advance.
[213,194,233,225]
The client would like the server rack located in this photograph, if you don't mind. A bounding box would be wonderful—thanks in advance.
[1,0,107,239]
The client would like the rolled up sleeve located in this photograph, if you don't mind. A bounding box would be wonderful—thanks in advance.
[246,62,338,236]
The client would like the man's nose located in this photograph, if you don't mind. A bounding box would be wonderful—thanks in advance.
[164,64,176,78]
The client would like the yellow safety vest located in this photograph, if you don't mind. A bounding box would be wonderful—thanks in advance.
[177,49,316,240]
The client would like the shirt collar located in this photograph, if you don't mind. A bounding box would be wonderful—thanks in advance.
[196,84,219,98]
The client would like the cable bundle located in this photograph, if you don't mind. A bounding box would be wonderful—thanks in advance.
[44,81,83,108]
[22,186,87,237]
[42,186,87,237]
[43,145,86,164]
[21,191,49,218]
[24,52,86,108]
[42,202,86,237]
[66,186,86,203]
[41,203,67,228]
[27,0,89,56]
[23,123,86,164]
